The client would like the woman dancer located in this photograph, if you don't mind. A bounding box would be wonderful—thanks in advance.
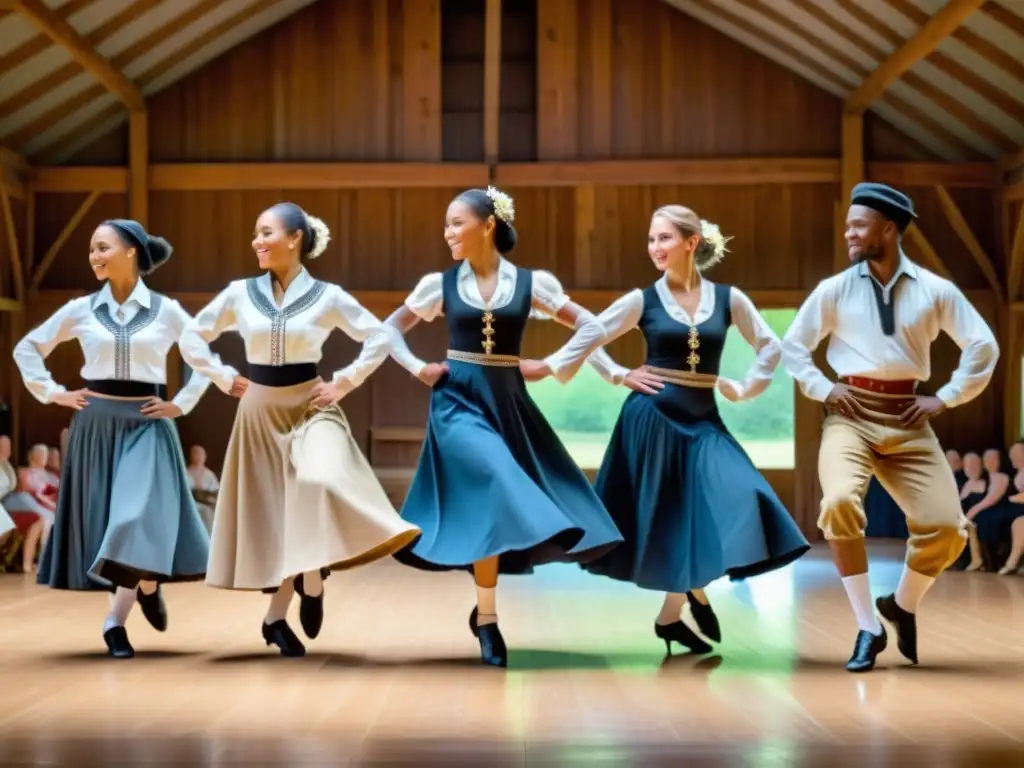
[521,205,811,654]
[12,219,213,658]
[384,186,623,668]
[178,202,421,657]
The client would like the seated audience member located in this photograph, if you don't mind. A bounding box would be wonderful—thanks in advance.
[0,436,18,565]
[186,445,219,534]
[44,447,61,486]
[956,452,987,571]
[947,449,966,490]
[976,441,1024,576]
[2,445,57,572]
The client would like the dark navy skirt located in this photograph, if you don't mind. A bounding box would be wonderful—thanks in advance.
[394,360,623,575]
[38,395,210,591]
[584,386,810,593]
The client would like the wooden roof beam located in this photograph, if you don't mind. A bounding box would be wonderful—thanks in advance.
[844,0,987,115]
[13,0,144,112]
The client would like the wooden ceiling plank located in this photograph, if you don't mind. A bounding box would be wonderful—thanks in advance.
[934,184,1003,300]
[845,0,988,114]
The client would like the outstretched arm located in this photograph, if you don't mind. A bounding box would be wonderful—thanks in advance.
[164,299,214,416]
[717,288,783,402]
[384,272,444,381]
[178,284,241,395]
[13,298,85,407]
[934,283,999,409]
[325,285,393,397]
[780,280,837,402]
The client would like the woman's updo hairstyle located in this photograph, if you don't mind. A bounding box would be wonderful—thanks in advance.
[455,186,517,255]
[102,218,173,276]
[652,205,732,272]
[267,202,331,260]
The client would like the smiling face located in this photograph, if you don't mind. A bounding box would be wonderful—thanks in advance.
[844,205,897,264]
[963,453,983,480]
[647,214,699,274]
[89,225,136,282]
[444,199,494,262]
[252,209,302,272]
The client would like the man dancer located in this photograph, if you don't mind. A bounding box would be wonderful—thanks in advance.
[781,182,999,672]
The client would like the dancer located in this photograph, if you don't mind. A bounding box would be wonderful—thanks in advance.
[384,186,623,667]
[780,183,998,672]
[521,204,810,654]
[178,202,421,657]
[12,219,213,658]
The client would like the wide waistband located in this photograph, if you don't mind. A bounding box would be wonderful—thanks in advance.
[840,376,917,396]
[646,366,718,389]
[828,385,918,425]
[446,349,520,367]
[86,379,167,399]
[248,363,319,387]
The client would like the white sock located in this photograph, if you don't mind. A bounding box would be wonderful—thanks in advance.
[264,578,295,625]
[103,587,136,632]
[657,592,687,626]
[475,585,497,625]
[894,567,935,614]
[138,579,157,596]
[302,570,323,597]
[841,573,882,634]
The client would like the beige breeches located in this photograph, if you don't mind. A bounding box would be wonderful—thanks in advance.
[817,411,966,577]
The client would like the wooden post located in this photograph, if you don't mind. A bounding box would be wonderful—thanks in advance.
[129,110,148,227]
[483,0,502,169]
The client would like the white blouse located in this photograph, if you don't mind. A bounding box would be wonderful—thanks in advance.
[178,268,391,396]
[13,280,212,416]
[388,258,612,377]
[546,276,783,401]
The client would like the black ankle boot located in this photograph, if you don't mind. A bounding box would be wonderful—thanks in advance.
[262,619,306,657]
[686,592,721,642]
[136,585,167,632]
[103,625,134,659]
[293,574,324,639]
[654,621,713,655]
[469,607,507,667]
[876,594,918,665]
[846,626,887,672]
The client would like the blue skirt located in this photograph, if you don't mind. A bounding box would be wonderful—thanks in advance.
[394,361,623,575]
[584,389,810,593]
[37,395,210,591]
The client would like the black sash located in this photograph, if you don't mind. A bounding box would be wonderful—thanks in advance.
[86,379,167,399]
[247,363,318,387]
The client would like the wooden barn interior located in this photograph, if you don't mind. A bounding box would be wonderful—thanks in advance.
[0,0,1022,540]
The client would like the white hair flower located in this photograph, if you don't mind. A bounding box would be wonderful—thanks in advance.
[486,186,515,224]
[696,220,732,272]
[305,214,331,260]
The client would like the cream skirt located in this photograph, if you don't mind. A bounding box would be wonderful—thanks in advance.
[206,379,421,590]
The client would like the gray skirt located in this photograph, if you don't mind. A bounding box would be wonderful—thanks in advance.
[37,395,210,591]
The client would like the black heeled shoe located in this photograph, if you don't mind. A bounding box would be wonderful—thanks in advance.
[686,592,721,643]
[262,619,306,657]
[293,574,324,639]
[103,625,134,659]
[876,594,917,665]
[136,585,167,632]
[846,625,887,672]
[469,606,507,667]
[654,621,714,655]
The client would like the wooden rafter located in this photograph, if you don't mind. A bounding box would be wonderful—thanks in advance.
[129,112,148,228]
[0,180,25,306]
[904,224,953,280]
[934,185,1003,302]
[845,0,988,115]
[1001,149,1024,175]
[838,113,864,269]
[13,0,144,112]
[1010,206,1024,303]
[29,191,102,294]
[32,0,280,163]
[0,147,30,177]
[483,0,502,167]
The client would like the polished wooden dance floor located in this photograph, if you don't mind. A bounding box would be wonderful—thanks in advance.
[0,541,1022,766]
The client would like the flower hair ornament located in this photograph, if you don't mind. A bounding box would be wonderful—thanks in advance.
[485,186,515,224]
[695,220,732,272]
[305,214,332,260]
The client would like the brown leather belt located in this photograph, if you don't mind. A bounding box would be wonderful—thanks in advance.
[840,376,917,396]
